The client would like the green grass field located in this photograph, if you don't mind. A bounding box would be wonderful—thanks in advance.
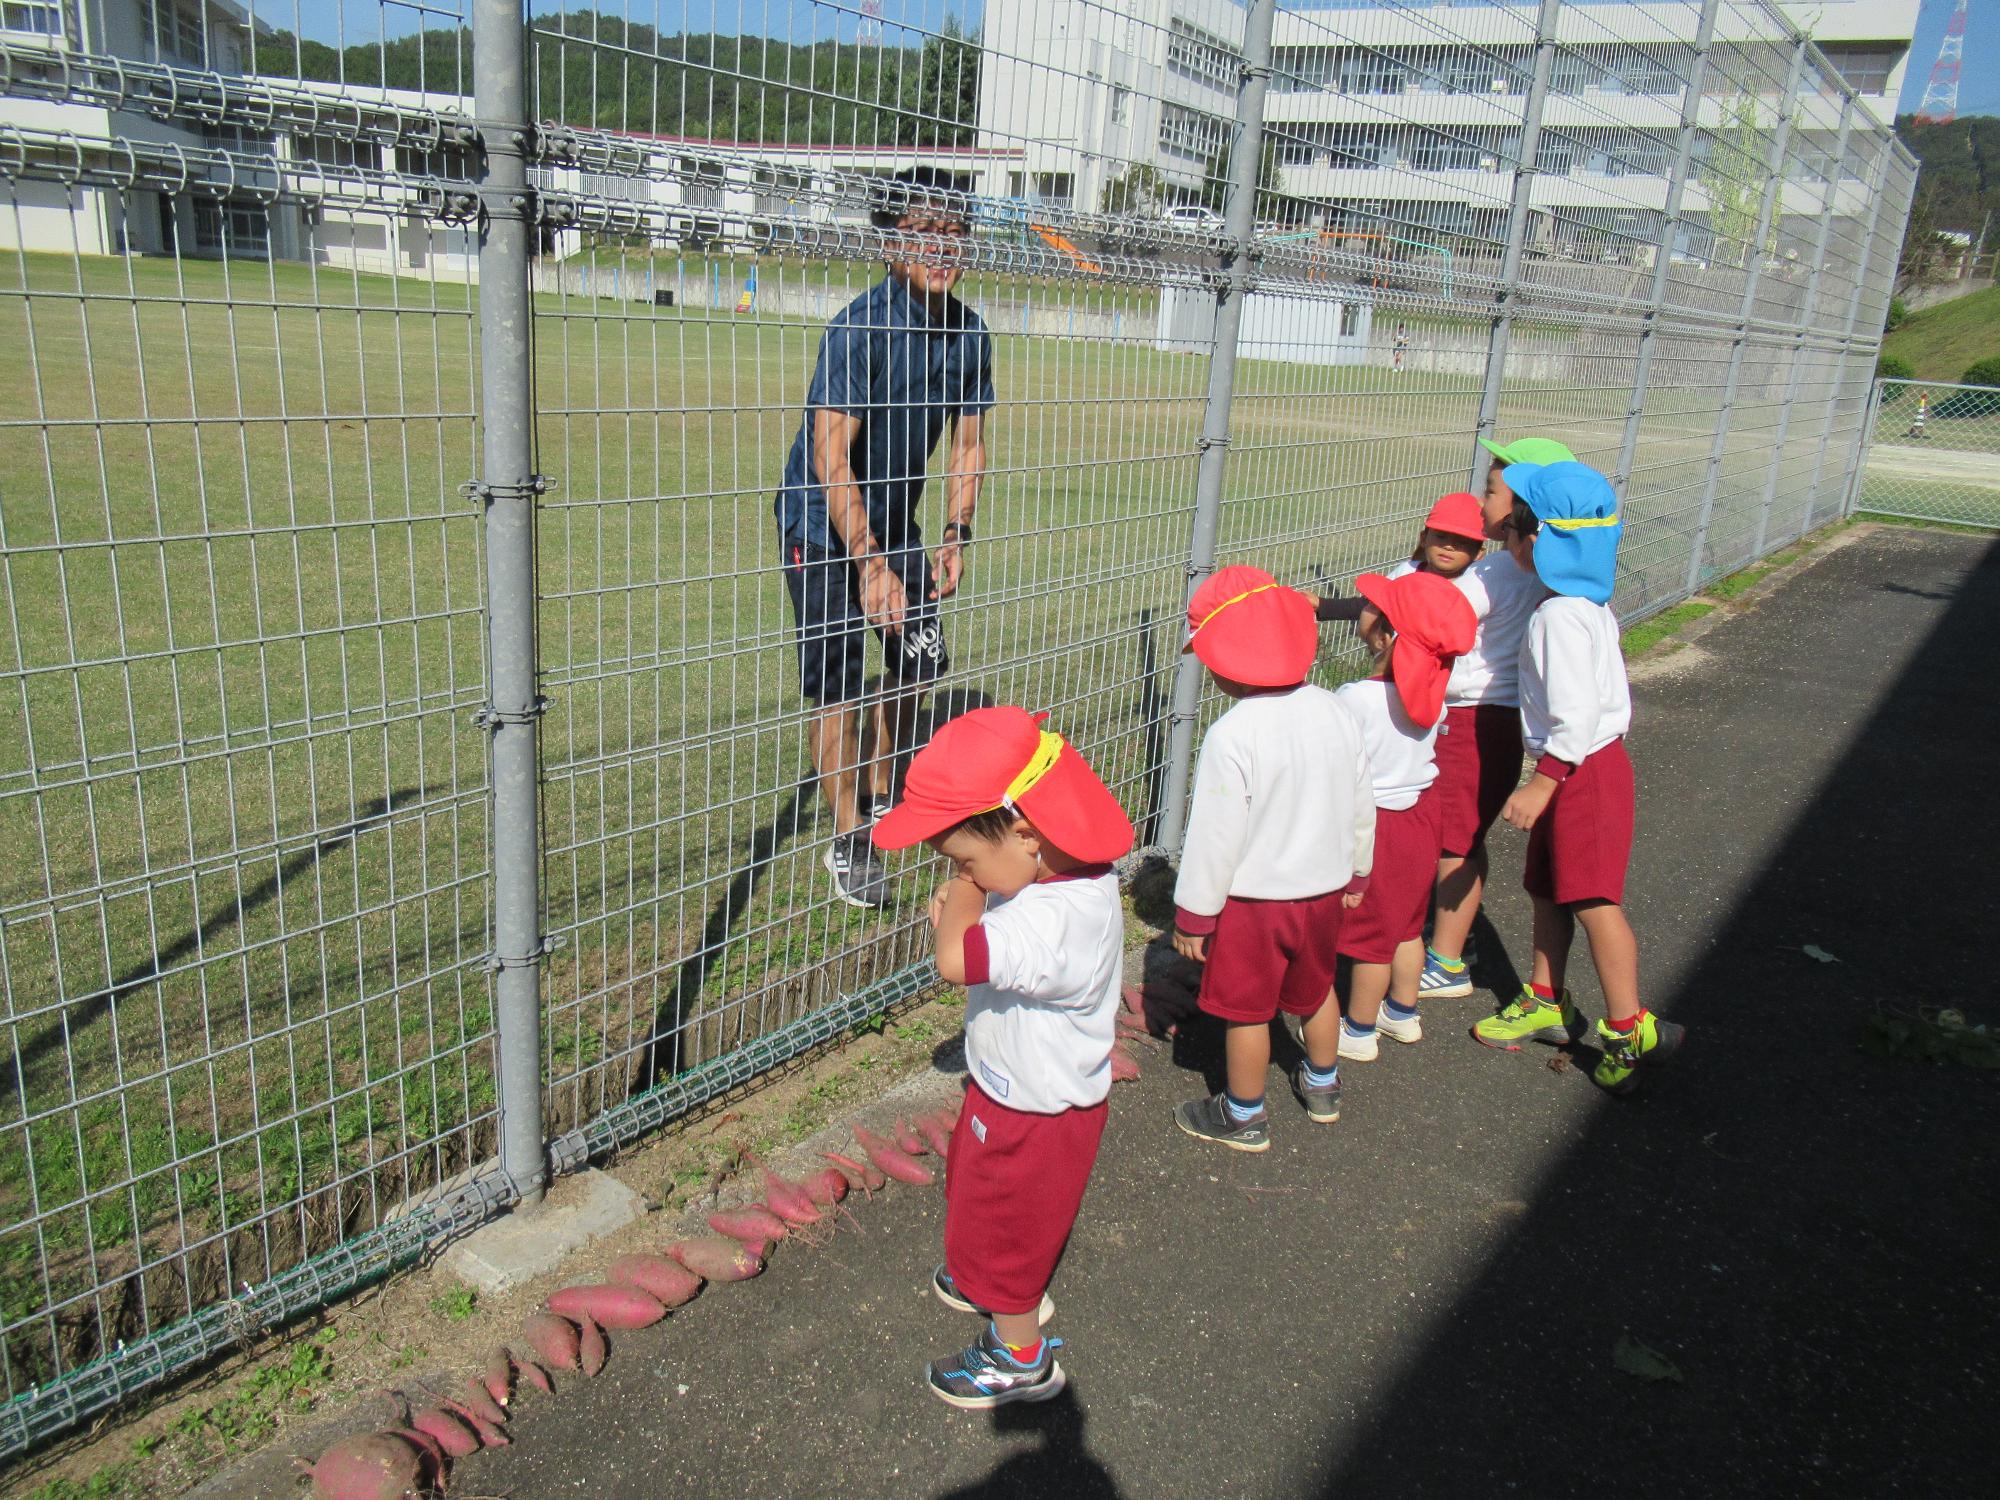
[0,245,1850,1390]
[1880,283,2000,383]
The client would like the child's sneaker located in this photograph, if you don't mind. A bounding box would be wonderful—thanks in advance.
[1471,986,1583,1050]
[1173,1093,1271,1152]
[1376,1006,1423,1045]
[1417,951,1473,999]
[1289,1063,1342,1123]
[926,1323,1066,1409]
[1336,1021,1379,1063]
[931,1266,1055,1326]
[1592,1012,1686,1094]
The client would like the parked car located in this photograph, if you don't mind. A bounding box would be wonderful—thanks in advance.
[1162,205,1225,230]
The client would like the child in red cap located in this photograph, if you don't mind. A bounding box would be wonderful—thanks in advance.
[1332,571,1477,1062]
[1171,565,1375,1150]
[873,706,1134,1407]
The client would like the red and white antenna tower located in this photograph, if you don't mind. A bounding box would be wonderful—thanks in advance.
[1914,0,1967,124]
[859,1,884,45]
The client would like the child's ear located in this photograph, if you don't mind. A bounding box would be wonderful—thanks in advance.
[1011,816,1042,857]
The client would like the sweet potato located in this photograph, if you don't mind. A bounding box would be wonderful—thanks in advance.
[1110,1047,1141,1082]
[743,1150,822,1226]
[606,1252,704,1310]
[483,1346,513,1407]
[440,1395,508,1450]
[852,1124,936,1186]
[1120,983,1146,1019]
[893,1116,927,1155]
[292,1432,426,1500]
[384,1426,445,1481]
[804,1166,850,1206]
[458,1377,508,1428]
[408,1405,479,1460]
[667,1235,765,1281]
[548,1281,667,1331]
[821,1149,885,1192]
[520,1311,581,1371]
[514,1356,554,1395]
[577,1313,608,1377]
[914,1112,953,1157]
[708,1205,789,1243]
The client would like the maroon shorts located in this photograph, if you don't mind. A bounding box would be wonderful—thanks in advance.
[943,1082,1107,1316]
[1524,737,1635,906]
[1435,704,1525,857]
[1196,892,1344,1025]
[1337,786,1444,964]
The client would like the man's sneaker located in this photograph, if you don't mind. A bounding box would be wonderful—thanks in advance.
[931,1266,1054,1326]
[1173,1093,1271,1153]
[1377,1006,1423,1045]
[1472,987,1583,1050]
[1337,1024,1380,1063]
[866,793,894,824]
[926,1323,1066,1410]
[824,829,889,908]
[1417,953,1473,999]
[1289,1063,1342,1124]
[1592,1013,1687,1095]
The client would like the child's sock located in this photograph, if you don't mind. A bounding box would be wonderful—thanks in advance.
[1301,1059,1340,1089]
[1384,999,1418,1022]
[1604,1008,1646,1034]
[993,1327,1044,1366]
[1341,1016,1377,1041]
[1223,1090,1265,1122]
[1530,981,1557,1003]
[1426,945,1465,972]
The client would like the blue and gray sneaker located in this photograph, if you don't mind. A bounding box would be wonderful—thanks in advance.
[926,1322,1066,1410]
[1416,949,1473,1000]
[931,1265,1055,1325]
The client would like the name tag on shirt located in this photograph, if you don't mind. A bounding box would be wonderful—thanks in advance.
[978,1060,1011,1099]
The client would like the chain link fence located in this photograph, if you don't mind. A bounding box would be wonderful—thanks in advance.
[0,0,1913,1455]
[1853,380,2000,529]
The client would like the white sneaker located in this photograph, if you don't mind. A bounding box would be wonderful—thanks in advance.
[1336,1024,1380,1062]
[1377,1007,1423,1045]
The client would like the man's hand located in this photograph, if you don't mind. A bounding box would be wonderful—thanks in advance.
[1502,773,1559,832]
[931,538,964,599]
[1341,890,1365,910]
[1172,927,1208,964]
[858,556,908,634]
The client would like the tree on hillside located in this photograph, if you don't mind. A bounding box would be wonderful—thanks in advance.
[1702,91,1777,268]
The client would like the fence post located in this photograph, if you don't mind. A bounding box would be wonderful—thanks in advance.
[473,0,548,1206]
[1610,0,1719,501]
[1751,88,1855,555]
[1809,131,1902,524]
[1840,377,1887,518]
[1470,0,1562,490]
[1682,33,1808,597]
[1156,0,1277,855]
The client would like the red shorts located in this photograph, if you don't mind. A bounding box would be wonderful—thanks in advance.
[1196,892,1344,1025]
[1524,737,1635,906]
[1337,786,1444,964]
[943,1082,1107,1316]
[1435,705,1524,857]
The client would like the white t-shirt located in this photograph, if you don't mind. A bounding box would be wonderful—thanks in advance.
[1519,595,1633,765]
[963,872,1122,1115]
[1175,684,1375,915]
[1388,553,1546,709]
[1334,678,1441,811]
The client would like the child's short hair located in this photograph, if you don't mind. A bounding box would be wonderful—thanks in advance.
[1509,497,1541,540]
[870,166,972,230]
[931,806,1019,846]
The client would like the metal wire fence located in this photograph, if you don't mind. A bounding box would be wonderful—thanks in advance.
[0,0,1913,1455]
[1852,380,2000,530]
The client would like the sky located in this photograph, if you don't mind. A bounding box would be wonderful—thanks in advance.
[1898,0,2000,118]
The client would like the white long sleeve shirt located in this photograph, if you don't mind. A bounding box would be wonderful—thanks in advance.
[1388,553,1546,708]
[1334,678,1441,811]
[961,872,1122,1114]
[1174,685,1376,922]
[1519,595,1632,770]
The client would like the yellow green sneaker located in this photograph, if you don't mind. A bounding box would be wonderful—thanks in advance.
[1471,986,1582,1050]
[1592,1012,1686,1094]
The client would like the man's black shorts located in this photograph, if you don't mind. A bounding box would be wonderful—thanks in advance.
[781,537,949,705]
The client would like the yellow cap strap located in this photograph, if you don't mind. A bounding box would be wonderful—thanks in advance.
[1189,580,1280,637]
[992,730,1065,812]
[1542,511,1620,531]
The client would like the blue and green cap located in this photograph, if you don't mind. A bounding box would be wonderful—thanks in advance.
[1500,460,1621,605]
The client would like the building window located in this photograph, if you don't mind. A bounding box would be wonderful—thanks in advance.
[141,3,209,67]
[1167,18,1241,93]
[0,1,62,38]
[1158,101,1230,163]
[1819,43,1902,96]
[193,198,272,257]
[1339,303,1358,337]
[1110,84,1130,126]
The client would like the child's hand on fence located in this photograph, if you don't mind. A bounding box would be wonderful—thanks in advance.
[1172,927,1208,964]
[1502,774,1559,831]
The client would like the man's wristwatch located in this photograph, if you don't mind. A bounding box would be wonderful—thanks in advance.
[942,521,972,545]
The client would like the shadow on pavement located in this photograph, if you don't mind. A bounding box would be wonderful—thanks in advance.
[1308,532,2000,1493]
[934,1388,1124,1500]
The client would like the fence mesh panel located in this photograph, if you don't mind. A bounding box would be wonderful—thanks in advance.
[0,0,1915,1453]
[1855,381,2000,529]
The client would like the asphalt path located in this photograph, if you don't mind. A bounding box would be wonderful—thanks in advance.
[342,525,2000,1498]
